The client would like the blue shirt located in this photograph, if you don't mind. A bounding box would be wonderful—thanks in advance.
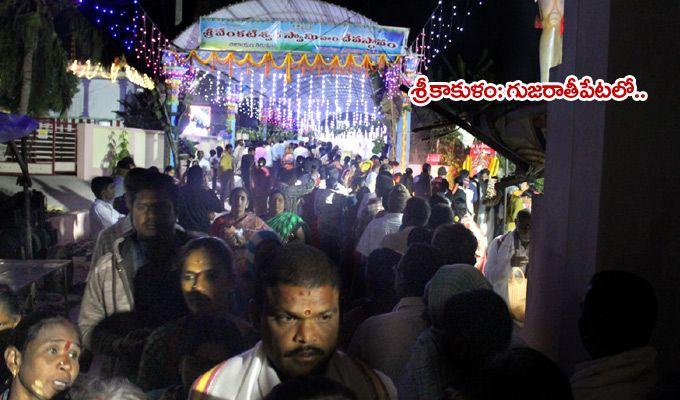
[113,175,126,197]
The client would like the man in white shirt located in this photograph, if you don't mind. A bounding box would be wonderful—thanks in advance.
[196,150,211,187]
[271,139,285,162]
[356,185,411,257]
[484,209,531,303]
[456,170,476,217]
[264,141,273,167]
[293,142,311,159]
[313,169,350,267]
[196,150,211,176]
[232,140,245,173]
[380,197,430,255]
[90,168,149,268]
[364,164,379,194]
[271,139,286,179]
[80,172,193,351]
[89,176,123,240]
[190,244,396,400]
[209,148,221,190]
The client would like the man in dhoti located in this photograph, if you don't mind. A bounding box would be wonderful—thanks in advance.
[189,243,396,400]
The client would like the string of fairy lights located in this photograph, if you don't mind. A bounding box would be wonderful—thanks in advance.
[75,0,168,76]
[410,0,484,73]
[185,66,388,139]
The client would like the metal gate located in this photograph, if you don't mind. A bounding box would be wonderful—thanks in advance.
[0,118,80,175]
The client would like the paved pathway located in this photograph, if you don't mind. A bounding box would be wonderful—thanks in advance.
[0,175,94,212]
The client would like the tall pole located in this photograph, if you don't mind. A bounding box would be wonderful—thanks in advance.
[17,10,40,260]
[160,70,183,174]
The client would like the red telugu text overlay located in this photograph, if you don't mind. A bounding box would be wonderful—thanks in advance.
[408,74,648,106]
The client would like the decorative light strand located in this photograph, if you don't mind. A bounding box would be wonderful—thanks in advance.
[68,59,155,89]
[76,0,169,77]
[410,0,483,73]
[170,59,393,139]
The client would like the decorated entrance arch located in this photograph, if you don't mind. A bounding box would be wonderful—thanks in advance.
[162,1,418,165]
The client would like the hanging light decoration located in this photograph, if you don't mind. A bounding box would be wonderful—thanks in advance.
[76,0,169,76]
[68,59,155,89]
[165,53,403,145]
[410,0,484,74]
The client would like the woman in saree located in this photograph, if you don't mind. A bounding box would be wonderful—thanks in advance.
[341,161,359,192]
[263,190,310,245]
[210,187,271,275]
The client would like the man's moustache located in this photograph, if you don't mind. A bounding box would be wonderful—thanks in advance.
[187,291,211,303]
[284,346,324,357]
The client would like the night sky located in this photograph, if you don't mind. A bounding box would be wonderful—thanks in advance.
[338,0,542,82]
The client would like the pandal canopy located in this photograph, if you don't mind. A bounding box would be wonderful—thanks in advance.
[163,0,412,143]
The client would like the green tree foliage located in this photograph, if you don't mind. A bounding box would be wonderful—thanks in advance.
[178,137,197,158]
[115,88,167,130]
[0,0,78,116]
[104,129,131,173]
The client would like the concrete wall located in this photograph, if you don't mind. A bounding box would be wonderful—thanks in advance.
[87,79,122,120]
[523,0,610,370]
[598,0,680,375]
[525,0,680,377]
[77,124,165,181]
[58,78,137,120]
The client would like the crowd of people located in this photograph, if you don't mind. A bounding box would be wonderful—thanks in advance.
[0,138,668,400]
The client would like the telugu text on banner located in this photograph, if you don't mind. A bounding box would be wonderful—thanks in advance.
[198,18,409,55]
